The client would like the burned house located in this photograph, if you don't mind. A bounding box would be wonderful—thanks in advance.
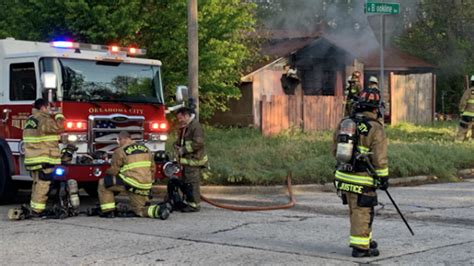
[211,31,436,134]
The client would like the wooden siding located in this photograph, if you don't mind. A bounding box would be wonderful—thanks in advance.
[252,69,286,127]
[390,72,434,125]
[261,95,344,135]
[303,96,345,131]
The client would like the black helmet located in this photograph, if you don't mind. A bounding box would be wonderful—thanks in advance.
[355,88,381,109]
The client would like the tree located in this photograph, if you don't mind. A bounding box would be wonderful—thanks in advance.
[396,0,474,114]
[139,0,259,118]
[0,0,259,119]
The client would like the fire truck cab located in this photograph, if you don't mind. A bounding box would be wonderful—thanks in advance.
[0,38,173,203]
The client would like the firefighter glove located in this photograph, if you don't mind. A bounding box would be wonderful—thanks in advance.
[54,113,65,121]
[174,144,185,156]
[377,177,389,190]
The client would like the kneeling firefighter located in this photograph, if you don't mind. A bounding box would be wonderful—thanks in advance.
[94,131,169,219]
[333,88,389,257]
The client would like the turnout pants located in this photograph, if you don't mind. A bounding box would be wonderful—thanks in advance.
[30,168,53,213]
[98,176,154,217]
[345,191,377,250]
[182,166,201,204]
[456,116,473,141]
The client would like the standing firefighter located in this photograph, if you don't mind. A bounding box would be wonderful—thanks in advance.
[344,71,363,116]
[173,107,208,212]
[456,76,474,141]
[24,98,64,215]
[333,88,389,257]
[367,76,379,91]
[280,64,300,95]
[96,131,168,219]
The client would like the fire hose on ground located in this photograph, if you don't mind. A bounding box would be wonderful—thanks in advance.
[199,172,296,212]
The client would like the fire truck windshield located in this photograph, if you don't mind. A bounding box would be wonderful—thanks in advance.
[39,58,164,104]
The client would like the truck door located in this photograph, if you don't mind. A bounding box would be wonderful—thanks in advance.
[1,58,40,147]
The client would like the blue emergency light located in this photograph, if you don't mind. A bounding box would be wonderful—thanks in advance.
[54,167,66,177]
[51,41,78,49]
[49,40,146,55]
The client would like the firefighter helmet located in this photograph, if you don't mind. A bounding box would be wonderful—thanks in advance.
[356,88,381,109]
[368,76,378,84]
[352,71,361,79]
[347,76,355,85]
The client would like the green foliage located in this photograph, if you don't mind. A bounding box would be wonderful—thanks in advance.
[141,0,259,118]
[0,0,259,119]
[396,0,474,114]
[386,122,473,179]
[166,122,473,185]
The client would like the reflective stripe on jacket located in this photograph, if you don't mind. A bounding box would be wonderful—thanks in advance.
[106,142,155,190]
[460,87,474,117]
[177,117,208,167]
[23,108,64,169]
[333,111,389,190]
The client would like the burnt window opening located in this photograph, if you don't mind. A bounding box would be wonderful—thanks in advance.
[10,62,37,101]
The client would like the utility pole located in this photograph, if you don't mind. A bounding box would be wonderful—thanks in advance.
[380,14,385,112]
[188,0,199,119]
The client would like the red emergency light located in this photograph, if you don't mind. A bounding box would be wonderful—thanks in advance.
[110,45,120,53]
[50,40,146,56]
[65,120,87,131]
[150,121,168,132]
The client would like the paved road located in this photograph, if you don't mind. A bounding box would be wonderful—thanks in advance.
[1,180,473,265]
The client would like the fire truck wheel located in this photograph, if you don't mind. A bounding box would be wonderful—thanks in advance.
[82,182,98,198]
[0,155,17,204]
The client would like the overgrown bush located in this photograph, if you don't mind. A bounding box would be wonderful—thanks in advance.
[167,121,473,185]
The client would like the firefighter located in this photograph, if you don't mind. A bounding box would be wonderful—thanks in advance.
[344,71,363,116]
[352,71,362,87]
[280,64,300,95]
[173,107,208,212]
[23,98,65,216]
[366,76,387,123]
[367,76,379,90]
[96,131,165,218]
[456,76,474,141]
[333,88,389,257]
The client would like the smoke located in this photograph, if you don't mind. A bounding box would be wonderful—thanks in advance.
[255,0,421,56]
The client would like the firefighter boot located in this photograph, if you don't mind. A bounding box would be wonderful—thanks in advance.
[370,240,378,249]
[157,203,171,220]
[181,183,200,213]
[8,204,45,220]
[147,203,171,220]
[352,247,380,258]
[99,211,115,218]
[115,203,137,218]
[167,179,187,212]
[8,207,28,220]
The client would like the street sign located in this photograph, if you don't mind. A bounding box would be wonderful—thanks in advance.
[365,2,400,14]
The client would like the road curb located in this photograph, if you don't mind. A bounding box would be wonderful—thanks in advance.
[458,168,474,179]
[152,173,444,196]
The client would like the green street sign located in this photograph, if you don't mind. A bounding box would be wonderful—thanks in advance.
[365,2,400,14]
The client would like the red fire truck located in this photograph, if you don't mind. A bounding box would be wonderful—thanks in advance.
[0,38,182,203]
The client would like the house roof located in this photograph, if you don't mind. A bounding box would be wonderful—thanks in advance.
[261,37,317,59]
[256,30,327,59]
[244,30,435,79]
[362,46,436,70]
